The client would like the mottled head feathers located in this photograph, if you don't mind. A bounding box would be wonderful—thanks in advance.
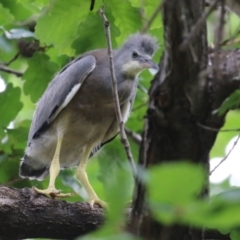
[122,33,159,56]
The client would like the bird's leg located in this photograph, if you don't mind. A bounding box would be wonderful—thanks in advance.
[76,146,107,209]
[33,137,73,198]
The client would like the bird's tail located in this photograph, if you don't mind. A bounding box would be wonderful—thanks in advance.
[19,154,49,181]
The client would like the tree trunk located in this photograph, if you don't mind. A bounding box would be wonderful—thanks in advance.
[131,0,240,239]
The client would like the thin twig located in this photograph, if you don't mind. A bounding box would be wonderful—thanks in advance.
[179,0,219,50]
[0,64,23,77]
[132,102,147,112]
[125,128,142,145]
[220,28,240,46]
[197,122,240,132]
[141,1,164,33]
[213,0,225,80]
[5,51,21,66]
[221,37,240,46]
[99,8,137,177]
[137,83,148,94]
[210,134,240,175]
[0,177,23,187]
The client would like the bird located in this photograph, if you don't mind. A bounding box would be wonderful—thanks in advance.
[19,33,159,208]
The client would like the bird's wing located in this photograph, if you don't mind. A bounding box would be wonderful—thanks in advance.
[29,55,96,141]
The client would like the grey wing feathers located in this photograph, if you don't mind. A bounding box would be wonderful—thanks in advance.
[28,55,96,141]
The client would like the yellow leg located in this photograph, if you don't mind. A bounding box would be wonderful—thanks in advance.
[76,145,107,209]
[33,137,73,198]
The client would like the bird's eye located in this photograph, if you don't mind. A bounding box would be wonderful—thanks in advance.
[132,51,138,58]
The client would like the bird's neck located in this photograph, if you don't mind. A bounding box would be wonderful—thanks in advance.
[114,61,138,80]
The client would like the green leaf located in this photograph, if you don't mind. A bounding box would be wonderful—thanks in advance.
[72,12,120,55]
[178,189,240,229]
[210,111,240,157]
[0,0,34,21]
[79,233,141,240]
[6,126,29,150]
[0,3,14,26]
[35,0,97,55]
[150,187,240,229]
[230,229,240,240]
[0,152,21,184]
[218,90,240,116]
[105,0,142,44]
[204,189,240,228]
[88,161,134,238]
[0,83,23,129]
[104,162,133,220]
[23,52,59,103]
[146,162,205,225]
[147,162,205,205]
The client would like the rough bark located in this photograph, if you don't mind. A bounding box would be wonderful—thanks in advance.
[0,187,231,240]
[0,187,104,240]
[131,0,240,239]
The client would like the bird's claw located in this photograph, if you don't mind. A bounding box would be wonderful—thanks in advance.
[32,186,74,198]
[89,198,108,209]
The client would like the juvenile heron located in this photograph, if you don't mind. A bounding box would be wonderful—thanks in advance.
[20,33,158,208]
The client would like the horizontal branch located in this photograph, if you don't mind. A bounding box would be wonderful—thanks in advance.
[0,187,230,239]
[125,127,142,145]
[0,187,104,240]
[0,65,23,77]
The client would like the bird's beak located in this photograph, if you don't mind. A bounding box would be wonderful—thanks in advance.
[140,58,159,70]
[147,59,159,70]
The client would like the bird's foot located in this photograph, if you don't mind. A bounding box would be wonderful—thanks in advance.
[89,197,108,209]
[32,186,74,198]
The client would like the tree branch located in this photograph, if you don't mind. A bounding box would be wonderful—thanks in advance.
[0,65,23,77]
[141,1,164,33]
[99,8,137,177]
[125,127,142,145]
[0,186,231,240]
[0,187,104,240]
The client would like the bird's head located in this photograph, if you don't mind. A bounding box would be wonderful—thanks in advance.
[117,33,159,77]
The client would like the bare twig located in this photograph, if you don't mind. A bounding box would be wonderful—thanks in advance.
[210,134,240,175]
[132,102,147,111]
[5,52,21,66]
[125,128,142,145]
[197,122,240,132]
[179,0,219,50]
[0,64,23,77]
[220,28,240,46]
[138,83,148,94]
[213,0,225,80]
[0,177,23,187]
[99,8,137,177]
[0,51,23,77]
[141,1,164,33]
[221,37,240,46]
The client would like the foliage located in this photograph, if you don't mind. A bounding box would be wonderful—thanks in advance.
[218,90,240,116]
[0,0,240,240]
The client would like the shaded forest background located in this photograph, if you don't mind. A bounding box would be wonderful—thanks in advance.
[0,0,240,239]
